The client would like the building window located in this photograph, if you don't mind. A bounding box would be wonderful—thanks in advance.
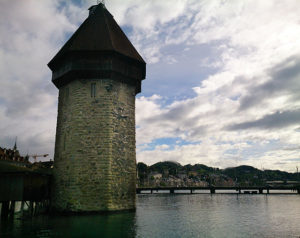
[91,83,96,98]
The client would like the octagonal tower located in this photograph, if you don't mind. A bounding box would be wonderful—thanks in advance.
[48,3,146,212]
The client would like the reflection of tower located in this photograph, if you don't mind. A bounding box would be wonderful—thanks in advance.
[48,3,146,212]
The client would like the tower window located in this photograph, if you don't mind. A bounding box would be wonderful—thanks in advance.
[91,83,96,97]
[66,87,69,100]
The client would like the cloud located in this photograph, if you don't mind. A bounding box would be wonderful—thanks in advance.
[0,0,83,157]
[239,55,300,110]
[135,0,300,171]
[227,110,300,130]
[1,0,300,171]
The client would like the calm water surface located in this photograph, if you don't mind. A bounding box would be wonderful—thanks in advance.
[1,194,300,238]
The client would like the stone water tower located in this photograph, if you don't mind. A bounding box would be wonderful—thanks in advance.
[48,3,146,212]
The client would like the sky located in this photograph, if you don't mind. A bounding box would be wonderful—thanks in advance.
[0,0,300,172]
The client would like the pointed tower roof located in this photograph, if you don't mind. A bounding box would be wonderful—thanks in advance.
[48,3,145,69]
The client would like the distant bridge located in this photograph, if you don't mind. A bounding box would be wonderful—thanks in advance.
[136,186,300,194]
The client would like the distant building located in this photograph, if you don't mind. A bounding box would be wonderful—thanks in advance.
[163,169,169,177]
[149,172,163,180]
[177,172,187,180]
[188,171,198,177]
[0,142,29,163]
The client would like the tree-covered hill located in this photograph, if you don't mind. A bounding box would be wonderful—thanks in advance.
[137,161,299,186]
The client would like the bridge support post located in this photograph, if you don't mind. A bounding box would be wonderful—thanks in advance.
[190,189,193,194]
[29,201,34,216]
[20,201,25,215]
[170,189,174,194]
[9,201,15,216]
[137,189,141,194]
[1,202,9,219]
[259,189,263,194]
[297,189,300,194]
[267,189,270,194]
[210,188,215,194]
[150,189,153,194]
[35,202,40,216]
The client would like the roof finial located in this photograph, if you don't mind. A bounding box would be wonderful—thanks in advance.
[97,0,105,5]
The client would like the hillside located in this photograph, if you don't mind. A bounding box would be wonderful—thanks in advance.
[137,161,299,186]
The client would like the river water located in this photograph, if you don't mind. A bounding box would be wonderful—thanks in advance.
[1,194,300,238]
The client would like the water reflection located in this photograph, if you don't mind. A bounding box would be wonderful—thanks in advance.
[1,194,300,238]
[1,211,136,238]
[135,194,300,238]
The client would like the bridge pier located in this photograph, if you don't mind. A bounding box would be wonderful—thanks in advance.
[267,189,270,194]
[9,201,15,217]
[190,189,193,194]
[29,201,34,216]
[259,189,263,194]
[297,189,300,194]
[170,189,174,194]
[20,201,25,216]
[210,188,215,194]
[1,202,9,219]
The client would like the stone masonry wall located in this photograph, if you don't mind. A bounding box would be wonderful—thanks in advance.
[52,78,136,212]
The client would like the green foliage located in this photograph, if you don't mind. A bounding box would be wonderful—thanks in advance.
[137,162,148,180]
[148,161,181,176]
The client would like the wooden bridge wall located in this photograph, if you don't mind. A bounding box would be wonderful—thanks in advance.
[0,173,51,202]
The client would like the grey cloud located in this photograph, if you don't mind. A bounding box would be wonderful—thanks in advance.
[189,126,207,138]
[282,146,300,151]
[144,100,197,124]
[227,109,300,130]
[3,82,54,117]
[0,0,75,118]
[274,162,287,165]
[284,158,300,162]
[239,55,300,110]
[0,136,16,150]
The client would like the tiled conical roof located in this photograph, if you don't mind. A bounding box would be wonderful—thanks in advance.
[48,3,145,69]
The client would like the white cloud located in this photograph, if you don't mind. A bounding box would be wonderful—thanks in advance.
[0,0,82,157]
[0,0,299,171]
[135,0,300,171]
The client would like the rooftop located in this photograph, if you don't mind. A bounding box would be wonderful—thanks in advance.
[48,3,145,69]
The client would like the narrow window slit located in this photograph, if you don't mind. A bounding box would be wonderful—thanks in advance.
[91,83,96,97]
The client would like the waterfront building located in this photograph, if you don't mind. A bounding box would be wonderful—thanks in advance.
[188,171,198,177]
[48,3,146,212]
[149,172,163,180]
[0,142,28,163]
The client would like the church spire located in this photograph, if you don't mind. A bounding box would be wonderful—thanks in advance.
[13,137,17,151]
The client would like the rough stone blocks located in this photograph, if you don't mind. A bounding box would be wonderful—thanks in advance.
[52,78,136,212]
